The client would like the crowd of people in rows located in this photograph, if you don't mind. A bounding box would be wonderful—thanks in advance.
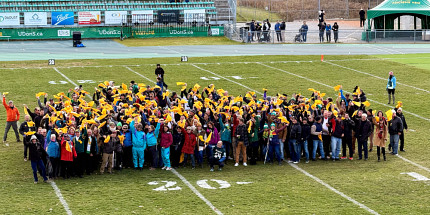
[2,65,407,184]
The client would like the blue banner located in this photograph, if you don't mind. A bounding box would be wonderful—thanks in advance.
[51,12,74,25]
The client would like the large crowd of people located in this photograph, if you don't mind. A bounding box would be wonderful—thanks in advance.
[2,66,407,184]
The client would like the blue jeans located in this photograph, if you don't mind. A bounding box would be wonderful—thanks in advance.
[331,136,342,159]
[301,140,309,161]
[301,32,307,42]
[358,139,368,159]
[195,147,204,165]
[288,139,294,160]
[279,139,285,160]
[183,153,195,168]
[312,140,325,159]
[31,159,48,182]
[292,139,301,162]
[268,144,281,163]
[390,134,400,154]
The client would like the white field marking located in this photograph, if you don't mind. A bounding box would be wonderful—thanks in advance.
[236,182,253,185]
[369,44,405,55]
[196,179,231,190]
[191,64,264,95]
[148,181,182,191]
[53,68,92,99]
[170,169,223,215]
[396,154,430,173]
[325,61,430,94]
[258,62,430,122]
[158,46,183,55]
[124,66,156,84]
[400,172,430,181]
[365,45,395,54]
[50,181,73,215]
[289,163,379,215]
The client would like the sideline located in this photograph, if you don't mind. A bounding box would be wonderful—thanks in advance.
[50,181,73,215]
[171,169,223,215]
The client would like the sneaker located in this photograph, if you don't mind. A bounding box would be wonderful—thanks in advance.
[278,162,282,166]
[288,160,293,163]
[293,161,298,164]
[340,157,347,160]
[305,160,309,164]
[243,163,247,166]
[234,163,239,167]
[218,168,222,171]
[364,158,368,161]
[34,181,38,184]
[24,158,27,162]
[192,166,195,169]
[166,167,172,171]
[349,157,354,160]
[161,166,166,170]
[149,167,156,171]
[210,168,214,172]
[369,148,373,152]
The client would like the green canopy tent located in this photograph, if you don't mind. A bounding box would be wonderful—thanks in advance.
[367,0,430,30]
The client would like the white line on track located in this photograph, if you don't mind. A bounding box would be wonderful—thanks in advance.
[170,169,223,215]
[50,181,73,215]
[125,66,156,84]
[258,62,430,122]
[289,163,380,215]
[324,61,430,94]
[396,154,430,173]
[53,67,92,99]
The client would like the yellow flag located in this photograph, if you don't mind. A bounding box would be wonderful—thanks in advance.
[386,110,393,121]
[65,141,72,152]
[104,135,110,143]
[2,92,9,95]
[118,135,125,145]
[248,121,253,133]
[333,85,341,91]
[177,82,186,86]
[27,121,35,127]
[179,153,184,163]
[24,131,36,136]
[98,121,106,129]
[363,101,371,107]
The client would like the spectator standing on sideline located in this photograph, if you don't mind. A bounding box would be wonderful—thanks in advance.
[256,22,262,41]
[325,23,332,42]
[155,64,168,90]
[387,71,396,104]
[318,22,326,43]
[396,108,407,152]
[388,110,403,155]
[3,94,21,146]
[333,22,339,43]
[359,8,366,27]
[373,111,388,161]
[301,21,308,42]
[280,21,286,41]
[275,21,282,42]
[250,20,255,42]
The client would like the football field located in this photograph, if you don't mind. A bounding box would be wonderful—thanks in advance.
[1,54,430,214]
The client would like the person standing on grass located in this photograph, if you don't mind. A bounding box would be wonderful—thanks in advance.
[72,128,86,178]
[359,8,366,27]
[325,23,332,42]
[341,113,355,160]
[235,118,248,167]
[121,124,133,169]
[373,111,388,161]
[100,130,118,174]
[300,118,311,163]
[130,118,146,170]
[160,123,173,171]
[210,141,226,171]
[19,115,36,161]
[328,114,344,161]
[275,21,282,42]
[311,116,325,161]
[219,113,232,163]
[146,119,162,170]
[155,64,168,90]
[355,113,372,160]
[250,20,255,42]
[322,111,331,159]
[387,71,396,104]
[388,110,403,155]
[26,135,49,184]
[3,94,21,146]
[46,134,60,179]
[332,22,339,43]
[181,126,197,169]
[60,134,77,179]
[290,117,302,164]
[301,21,308,42]
[318,22,326,43]
[396,108,407,152]
[267,122,288,165]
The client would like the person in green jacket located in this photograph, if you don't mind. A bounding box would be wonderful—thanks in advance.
[219,114,232,161]
[248,114,260,165]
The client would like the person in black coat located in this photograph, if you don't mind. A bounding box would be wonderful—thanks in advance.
[26,135,49,183]
[355,114,372,160]
[300,118,311,163]
[388,111,403,155]
[359,8,366,27]
[395,108,407,152]
[155,64,168,89]
[342,113,355,159]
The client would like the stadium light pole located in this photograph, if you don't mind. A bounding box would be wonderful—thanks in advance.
[318,0,320,11]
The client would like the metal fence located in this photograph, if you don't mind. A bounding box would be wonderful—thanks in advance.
[226,28,430,44]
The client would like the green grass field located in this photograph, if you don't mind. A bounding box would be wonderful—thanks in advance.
[1,54,430,214]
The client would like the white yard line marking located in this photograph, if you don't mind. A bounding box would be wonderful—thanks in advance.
[124,66,156,84]
[258,62,430,122]
[289,163,379,215]
[397,154,430,173]
[50,181,73,215]
[191,64,264,95]
[325,61,430,94]
[170,169,223,215]
[53,68,92,99]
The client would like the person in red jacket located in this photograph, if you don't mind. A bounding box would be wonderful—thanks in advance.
[181,126,197,169]
[3,95,21,145]
[60,134,77,179]
[160,123,173,170]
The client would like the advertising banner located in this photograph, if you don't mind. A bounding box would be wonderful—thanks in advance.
[105,11,127,24]
[0,13,20,26]
[184,9,206,23]
[0,27,123,40]
[78,11,101,25]
[24,12,48,25]
[131,10,154,24]
[157,10,179,23]
[51,12,74,25]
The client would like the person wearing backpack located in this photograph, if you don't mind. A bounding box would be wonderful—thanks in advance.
[386,71,396,104]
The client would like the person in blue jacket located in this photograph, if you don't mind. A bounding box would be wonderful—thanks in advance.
[46,133,60,179]
[121,124,133,168]
[146,119,162,170]
[210,141,226,171]
[387,71,396,104]
[219,113,231,160]
[130,118,146,170]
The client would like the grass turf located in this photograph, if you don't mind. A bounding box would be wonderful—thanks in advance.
[1,54,430,214]
[236,6,281,22]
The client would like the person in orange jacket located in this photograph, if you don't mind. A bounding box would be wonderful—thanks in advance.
[3,94,21,145]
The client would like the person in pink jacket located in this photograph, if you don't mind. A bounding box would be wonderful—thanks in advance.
[160,123,173,170]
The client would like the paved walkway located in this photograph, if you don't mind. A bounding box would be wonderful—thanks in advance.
[0,40,430,61]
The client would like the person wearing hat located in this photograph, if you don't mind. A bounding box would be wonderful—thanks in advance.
[386,71,396,104]
[396,108,407,152]
[121,124,133,169]
[155,64,168,90]
[311,116,325,161]
[3,94,21,145]
[26,135,49,183]
[388,110,403,155]
[235,118,249,167]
